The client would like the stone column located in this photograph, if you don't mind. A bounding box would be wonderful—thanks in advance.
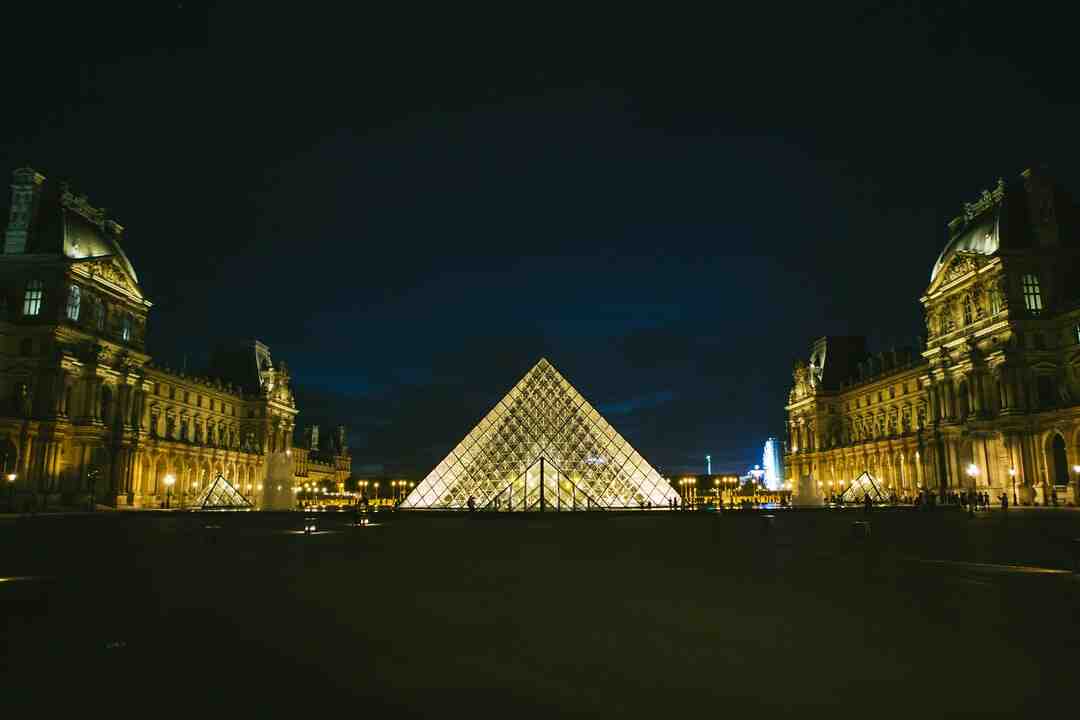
[51,369,68,417]
[1018,433,1038,504]
[914,448,925,490]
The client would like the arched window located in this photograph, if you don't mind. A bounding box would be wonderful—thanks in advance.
[22,279,43,316]
[121,314,132,342]
[66,284,81,321]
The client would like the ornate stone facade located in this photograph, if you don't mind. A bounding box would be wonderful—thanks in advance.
[0,168,349,509]
[786,168,1080,505]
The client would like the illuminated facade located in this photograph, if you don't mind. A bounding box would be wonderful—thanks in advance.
[402,358,679,510]
[0,167,350,509]
[785,168,1080,506]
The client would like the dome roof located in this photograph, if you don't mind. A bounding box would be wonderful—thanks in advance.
[929,206,1000,283]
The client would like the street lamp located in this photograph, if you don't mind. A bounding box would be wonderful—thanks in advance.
[6,472,16,511]
[163,473,176,509]
[1008,467,1017,507]
[965,464,978,516]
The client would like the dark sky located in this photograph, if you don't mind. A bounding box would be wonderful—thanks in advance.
[3,2,1078,476]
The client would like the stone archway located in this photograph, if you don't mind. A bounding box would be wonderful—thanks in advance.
[1046,432,1070,491]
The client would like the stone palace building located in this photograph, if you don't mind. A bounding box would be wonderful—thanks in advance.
[0,167,350,509]
[786,167,1080,506]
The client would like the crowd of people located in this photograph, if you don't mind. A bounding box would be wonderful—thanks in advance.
[824,488,1007,510]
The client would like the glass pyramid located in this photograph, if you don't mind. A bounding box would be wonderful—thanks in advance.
[402,358,680,511]
[837,471,889,504]
[192,473,253,510]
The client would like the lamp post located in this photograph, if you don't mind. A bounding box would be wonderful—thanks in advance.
[6,472,15,512]
[1008,467,1017,507]
[965,464,978,517]
[163,473,176,509]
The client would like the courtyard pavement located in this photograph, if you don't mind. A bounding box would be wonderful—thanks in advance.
[2,507,1078,717]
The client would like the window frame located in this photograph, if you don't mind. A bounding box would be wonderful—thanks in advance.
[22,279,44,316]
[1021,273,1043,315]
[65,284,81,322]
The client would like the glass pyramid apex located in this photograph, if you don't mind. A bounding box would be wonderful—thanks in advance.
[192,473,253,510]
[402,358,680,510]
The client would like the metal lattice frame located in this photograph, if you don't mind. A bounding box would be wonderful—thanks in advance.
[402,358,679,510]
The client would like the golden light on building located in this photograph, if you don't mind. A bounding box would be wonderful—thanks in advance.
[784,169,1080,508]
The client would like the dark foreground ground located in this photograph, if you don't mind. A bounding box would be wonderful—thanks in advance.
[2,507,1078,718]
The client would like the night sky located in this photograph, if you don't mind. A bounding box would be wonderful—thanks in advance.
[3,3,1078,476]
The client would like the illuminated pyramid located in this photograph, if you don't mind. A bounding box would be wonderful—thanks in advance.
[402,358,680,510]
[838,471,889,504]
[192,473,253,510]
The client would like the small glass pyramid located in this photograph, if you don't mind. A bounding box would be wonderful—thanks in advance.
[837,471,889,503]
[192,472,253,510]
[402,358,680,510]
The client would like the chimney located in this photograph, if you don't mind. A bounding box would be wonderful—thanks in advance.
[1021,166,1060,248]
[4,167,46,254]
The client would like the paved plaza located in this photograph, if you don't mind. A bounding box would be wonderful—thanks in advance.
[2,508,1078,717]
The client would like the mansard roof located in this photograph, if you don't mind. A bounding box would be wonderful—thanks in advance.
[928,167,1079,286]
[1,168,141,289]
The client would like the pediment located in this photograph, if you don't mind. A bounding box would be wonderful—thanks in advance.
[926,252,984,295]
[75,257,144,301]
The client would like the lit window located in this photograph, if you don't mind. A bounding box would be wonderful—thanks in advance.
[1074,324,1080,345]
[963,297,973,325]
[1022,274,1042,315]
[66,284,81,321]
[22,279,44,316]
[121,314,132,341]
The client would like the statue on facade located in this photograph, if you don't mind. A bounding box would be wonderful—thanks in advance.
[14,382,32,417]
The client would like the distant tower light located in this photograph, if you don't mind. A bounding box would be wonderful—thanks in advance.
[706,455,711,476]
